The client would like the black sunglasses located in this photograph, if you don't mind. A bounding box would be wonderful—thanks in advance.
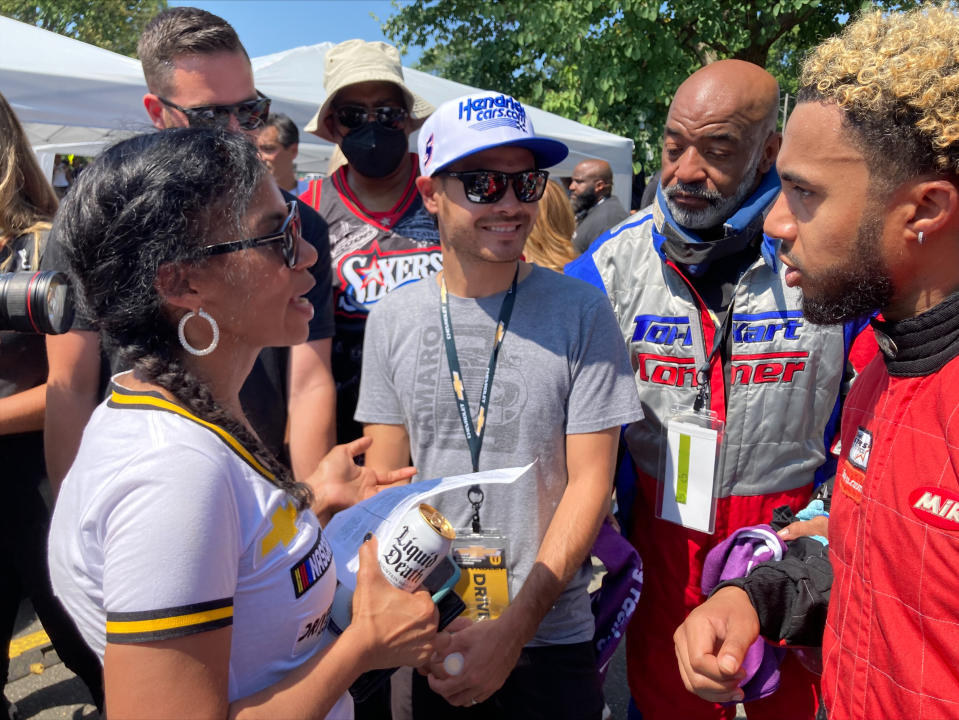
[158,90,271,131]
[334,105,409,131]
[202,201,300,268]
[439,169,550,204]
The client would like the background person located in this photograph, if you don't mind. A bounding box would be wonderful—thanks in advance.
[0,91,103,720]
[568,158,628,254]
[257,112,309,196]
[300,39,441,446]
[47,128,446,720]
[42,6,337,488]
[523,179,577,272]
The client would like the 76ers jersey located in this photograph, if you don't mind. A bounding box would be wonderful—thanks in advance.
[301,156,441,442]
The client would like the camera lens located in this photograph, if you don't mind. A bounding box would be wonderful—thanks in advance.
[0,270,75,334]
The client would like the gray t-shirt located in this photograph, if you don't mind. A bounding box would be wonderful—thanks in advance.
[356,264,643,645]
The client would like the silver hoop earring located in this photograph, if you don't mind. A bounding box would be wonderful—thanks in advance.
[178,308,219,356]
[918,231,925,246]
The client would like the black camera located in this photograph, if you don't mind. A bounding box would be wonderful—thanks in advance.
[0,270,74,334]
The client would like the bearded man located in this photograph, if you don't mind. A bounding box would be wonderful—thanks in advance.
[567,59,862,720]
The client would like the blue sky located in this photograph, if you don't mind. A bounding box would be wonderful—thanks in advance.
[168,1,423,63]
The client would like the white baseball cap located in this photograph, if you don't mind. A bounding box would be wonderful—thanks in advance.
[418,92,568,176]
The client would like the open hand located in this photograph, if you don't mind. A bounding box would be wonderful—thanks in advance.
[307,436,416,524]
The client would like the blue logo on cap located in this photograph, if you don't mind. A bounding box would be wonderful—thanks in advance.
[424,133,434,166]
[457,94,528,133]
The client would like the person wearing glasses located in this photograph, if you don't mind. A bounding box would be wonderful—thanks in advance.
[300,39,442,448]
[47,127,447,720]
[355,92,643,719]
[41,7,337,491]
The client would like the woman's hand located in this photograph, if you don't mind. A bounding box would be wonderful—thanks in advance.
[307,436,416,524]
[345,537,450,670]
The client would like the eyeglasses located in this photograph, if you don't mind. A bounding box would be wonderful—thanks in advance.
[158,91,271,131]
[438,170,550,204]
[202,201,300,268]
[334,105,409,131]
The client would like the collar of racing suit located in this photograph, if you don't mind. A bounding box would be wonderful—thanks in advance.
[871,288,959,377]
[652,169,782,277]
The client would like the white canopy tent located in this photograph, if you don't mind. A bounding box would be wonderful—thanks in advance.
[1,17,634,206]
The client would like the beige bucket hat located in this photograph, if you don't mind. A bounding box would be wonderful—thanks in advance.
[305,39,434,142]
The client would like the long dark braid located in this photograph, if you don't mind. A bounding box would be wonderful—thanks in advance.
[54,128,312,508]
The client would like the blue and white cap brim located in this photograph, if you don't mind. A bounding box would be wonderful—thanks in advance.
[432,137,568,175]
[418,92,569,176]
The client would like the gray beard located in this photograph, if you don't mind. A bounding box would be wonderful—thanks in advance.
[664,157,761,231]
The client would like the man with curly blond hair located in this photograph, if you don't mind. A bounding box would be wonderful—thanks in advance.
[674,4,959,719]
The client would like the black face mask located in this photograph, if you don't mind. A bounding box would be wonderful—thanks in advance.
[340,122,409,178]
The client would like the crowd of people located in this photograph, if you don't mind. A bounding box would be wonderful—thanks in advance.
[2,3,959,720]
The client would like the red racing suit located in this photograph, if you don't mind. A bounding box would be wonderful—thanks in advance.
[825,298,959,719]
[567,175,858,720]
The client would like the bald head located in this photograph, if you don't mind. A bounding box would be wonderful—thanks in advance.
[569,157,614,212]
[660,60,781,230]
[672,60,780,137]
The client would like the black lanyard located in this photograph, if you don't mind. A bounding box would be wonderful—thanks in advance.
[440,266,519,532]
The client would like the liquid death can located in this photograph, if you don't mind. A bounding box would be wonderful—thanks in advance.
[378,503,455,592]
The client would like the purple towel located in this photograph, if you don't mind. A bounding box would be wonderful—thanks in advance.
[702,525,788,702]
[590,520,643,678]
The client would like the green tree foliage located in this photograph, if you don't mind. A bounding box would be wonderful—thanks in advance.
[0,0,166,57]
[384,0,907,170]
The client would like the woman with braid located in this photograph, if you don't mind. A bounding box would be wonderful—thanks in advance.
[47,128,447,719]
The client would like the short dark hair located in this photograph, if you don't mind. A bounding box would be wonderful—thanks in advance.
[265,113,299,148]
[138,7,249,96]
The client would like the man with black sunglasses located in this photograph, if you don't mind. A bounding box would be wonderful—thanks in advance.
[300,39,442,447]
[356,91,643,719]
[41,6,337,487]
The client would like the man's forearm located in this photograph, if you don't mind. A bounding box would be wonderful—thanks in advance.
[45,383,97,493]
[288,339,336,481]
[504,428,618,641]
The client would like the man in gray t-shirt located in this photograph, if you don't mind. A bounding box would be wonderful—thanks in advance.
[356,91,643,719]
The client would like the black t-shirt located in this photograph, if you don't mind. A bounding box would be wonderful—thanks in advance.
[41,191,335,461]
[1,231,49,484]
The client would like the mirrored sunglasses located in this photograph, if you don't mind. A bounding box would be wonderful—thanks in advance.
[202,201,300,268]
[334,104,409,131]
[439,169,550,204]
[159,90,272,131]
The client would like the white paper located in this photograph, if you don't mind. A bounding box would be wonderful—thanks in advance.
[659,420,718,533]
[324,463,534,590]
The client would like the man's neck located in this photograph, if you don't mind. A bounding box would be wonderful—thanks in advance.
[277,171,297,194]
[345,153,413,213]
[439,256,530,299]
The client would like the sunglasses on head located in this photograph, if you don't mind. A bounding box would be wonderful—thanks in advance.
[202,201,300,268]
[158,90,271,131]
[334,105,409,131]
[439,169,550,204]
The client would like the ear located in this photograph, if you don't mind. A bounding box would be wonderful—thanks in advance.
[324,113,342,143]
[143,93,167,130]
[416,175,441,214]
[904,178,959,243]
[155,262,201,312]
[757,131,782,174]
[289,142,299,157]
